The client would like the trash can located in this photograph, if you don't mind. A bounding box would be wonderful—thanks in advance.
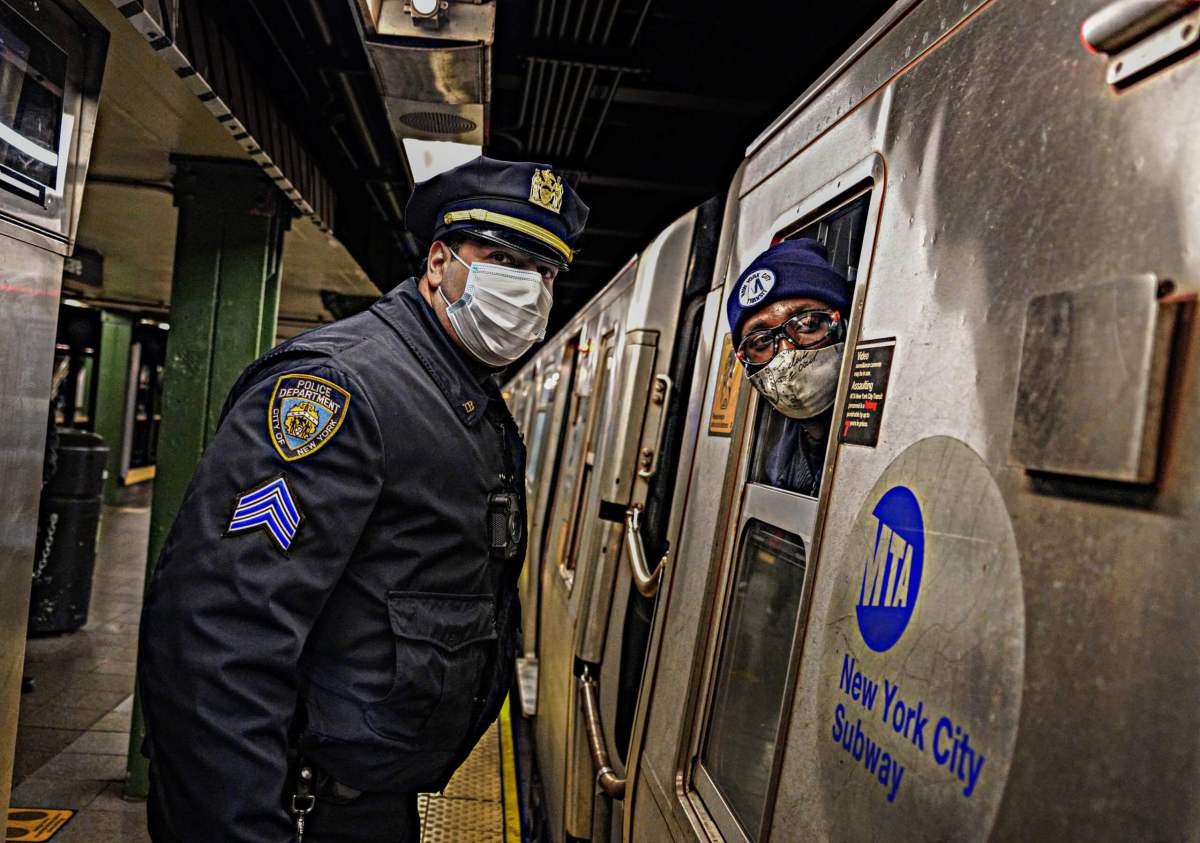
[29,428,109,635]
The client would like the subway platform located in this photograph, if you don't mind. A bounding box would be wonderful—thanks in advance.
[7,502,518,842]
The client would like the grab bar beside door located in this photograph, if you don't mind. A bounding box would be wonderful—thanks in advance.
[579,669,626,799]
[624,504,668,597]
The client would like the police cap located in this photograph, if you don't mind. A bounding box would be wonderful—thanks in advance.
[406,156,589,270]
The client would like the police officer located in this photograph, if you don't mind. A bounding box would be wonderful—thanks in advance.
[726,239,850,495]
[138,157,587,842]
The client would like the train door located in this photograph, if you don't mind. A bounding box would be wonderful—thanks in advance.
[686,163,882,842]
[504,371,538,709]
[518,342,578,716]
[569,201,722,841]
[534,278,635,841]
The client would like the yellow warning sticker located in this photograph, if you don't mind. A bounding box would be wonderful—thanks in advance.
[708,333,744,437]
[6,808,74,841]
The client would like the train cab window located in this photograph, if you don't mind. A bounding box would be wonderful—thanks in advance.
[699,521,806,841]
[696,177,879,841]
[746,190,871,497]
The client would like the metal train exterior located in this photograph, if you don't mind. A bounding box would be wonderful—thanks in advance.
[503,0,1200,840]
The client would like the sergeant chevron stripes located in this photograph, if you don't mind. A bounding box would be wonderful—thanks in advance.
[226,476,303,551]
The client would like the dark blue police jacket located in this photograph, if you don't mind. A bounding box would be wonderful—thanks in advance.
[138,278,525,841]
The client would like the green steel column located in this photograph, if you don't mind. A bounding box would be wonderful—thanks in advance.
[94,310,133,504]
[259,250,284,354]
[125,157,290,799]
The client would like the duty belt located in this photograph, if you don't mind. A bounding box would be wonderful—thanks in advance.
[290,759,364,841]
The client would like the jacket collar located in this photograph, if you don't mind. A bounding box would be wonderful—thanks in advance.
[371,278,492,427]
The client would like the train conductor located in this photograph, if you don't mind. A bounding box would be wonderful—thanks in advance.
[137,156,588,841]
[727,239,851,495]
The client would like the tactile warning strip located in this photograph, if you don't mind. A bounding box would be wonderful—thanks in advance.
[420,720,506,842]
[421,797,503,843]
[443,727,501,803]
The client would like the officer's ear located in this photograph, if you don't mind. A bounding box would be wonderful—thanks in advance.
[426,240,452,291]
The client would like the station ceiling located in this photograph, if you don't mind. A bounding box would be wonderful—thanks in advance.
[73,0,900,342]
[71,0,379,338]
[485,0,897,337]
[180,0,900,339]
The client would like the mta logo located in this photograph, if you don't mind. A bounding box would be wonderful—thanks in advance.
[738,268,775,307]
[856,485,924,652]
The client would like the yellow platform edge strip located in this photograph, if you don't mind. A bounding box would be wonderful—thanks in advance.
[498,694,522,843]
[123,464,156,485]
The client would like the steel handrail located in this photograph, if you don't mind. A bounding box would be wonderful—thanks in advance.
[624,504,668,597]
[578,670,626,799]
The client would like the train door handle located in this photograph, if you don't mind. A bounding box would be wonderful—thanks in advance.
[1081,0,1200,86]
[637,373,673,478]
[579,669,626,799]
[624,504,668,598]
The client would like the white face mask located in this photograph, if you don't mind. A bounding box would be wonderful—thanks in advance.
[747,343,844,420]
[439,248,553,368]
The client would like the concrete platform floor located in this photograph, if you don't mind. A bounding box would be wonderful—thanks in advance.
[11,503,149,841]
[8,502,511,842]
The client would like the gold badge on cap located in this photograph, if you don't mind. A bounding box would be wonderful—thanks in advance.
[529,168,564,214]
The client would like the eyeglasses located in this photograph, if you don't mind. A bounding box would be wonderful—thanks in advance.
[736,309,843,367]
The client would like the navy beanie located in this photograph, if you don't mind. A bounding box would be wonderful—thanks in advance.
[726,239,851,342]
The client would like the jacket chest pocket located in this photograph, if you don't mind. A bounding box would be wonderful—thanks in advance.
[365,591,498,745]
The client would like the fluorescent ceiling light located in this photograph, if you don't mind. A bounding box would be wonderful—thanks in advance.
[403,139,481,183]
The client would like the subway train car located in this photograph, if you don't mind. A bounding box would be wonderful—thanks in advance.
[504,0,1200,840]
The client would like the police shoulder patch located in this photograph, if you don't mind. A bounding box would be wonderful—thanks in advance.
[227,475,303,552]
[268,373,351,462]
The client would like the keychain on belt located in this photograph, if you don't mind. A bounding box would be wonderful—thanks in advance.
[291,764,316,841]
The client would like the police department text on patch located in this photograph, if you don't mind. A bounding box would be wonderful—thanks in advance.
[269,374,350,462]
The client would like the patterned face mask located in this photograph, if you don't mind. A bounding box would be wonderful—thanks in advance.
[747,342,844,419]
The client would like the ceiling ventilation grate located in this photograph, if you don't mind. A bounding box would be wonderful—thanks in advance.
[398,111,478,135]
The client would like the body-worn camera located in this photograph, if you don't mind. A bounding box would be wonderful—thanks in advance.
[488,491,522,560]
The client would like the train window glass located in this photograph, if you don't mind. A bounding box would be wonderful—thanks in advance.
[746,189,871,496]
[529,363,565,495]
[544,331,611,587]
[700,520,806,840]
[0,8,67,204]
[539,363,560,405]
[537,340,581,566]
[781,189,871,283]
[526,407,551,496]
[566,334,615,572]
[525,370,560,500]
